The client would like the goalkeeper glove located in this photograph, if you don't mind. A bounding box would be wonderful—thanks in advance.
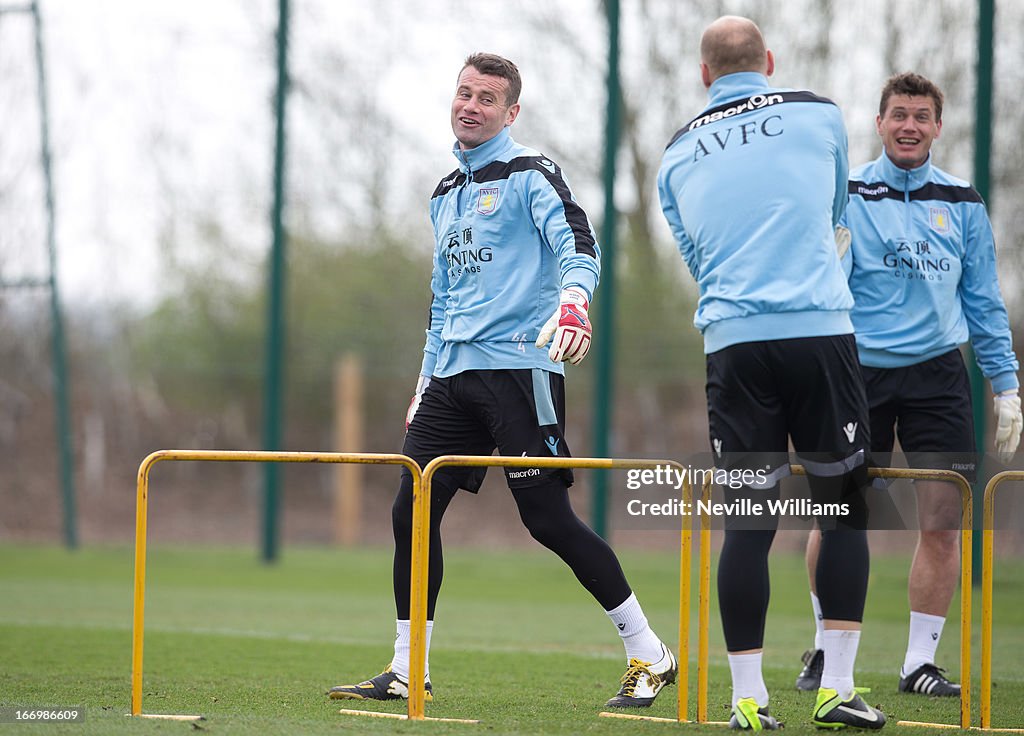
[405,375,431,430]
[994,389,1022,464]
[536,286,592,365]
[835,225,851,259]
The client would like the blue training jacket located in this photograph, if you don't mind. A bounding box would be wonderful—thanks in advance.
[658,72,854,353]
[421,128,601,378]
[842,151,1019,393]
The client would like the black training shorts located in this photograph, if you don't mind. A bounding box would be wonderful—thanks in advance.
[402,368,574,492]
[705,334,870,485]
[862,348,977,482]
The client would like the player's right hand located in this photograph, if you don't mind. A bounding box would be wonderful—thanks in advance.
[536,286,592,365]
[406,375,431,430]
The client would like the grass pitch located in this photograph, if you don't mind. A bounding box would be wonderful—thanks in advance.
[1,541,1022,734]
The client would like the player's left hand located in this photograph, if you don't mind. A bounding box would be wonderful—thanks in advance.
[834,225,851,259]
[405,375,431,430]
[994,389,1023,464]
[536,287,592,365]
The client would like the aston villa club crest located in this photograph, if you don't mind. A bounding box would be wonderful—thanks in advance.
[929,206,950,233]
[476,187,500,215]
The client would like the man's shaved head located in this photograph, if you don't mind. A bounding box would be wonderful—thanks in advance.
[700,16,771,84]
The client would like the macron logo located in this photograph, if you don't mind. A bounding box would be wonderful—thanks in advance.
[843,422,857,443]
[688,93,785,131]
[537,158,557,175]
[858,184,889,196]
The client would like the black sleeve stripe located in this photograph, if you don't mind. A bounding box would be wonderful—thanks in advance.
[666,90,836,149]
[446,155,597,258]
[472,155,547,184]
[431,169,465,199]
[527,158,598,259]
[849,179,984,204]
[431,158,541,195]
[433,156,579,187]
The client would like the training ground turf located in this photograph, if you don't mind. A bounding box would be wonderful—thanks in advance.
[1,542,1023,734]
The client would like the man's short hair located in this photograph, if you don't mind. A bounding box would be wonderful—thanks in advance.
[700,17,767,79]
[879,72,944,122]
[461,52,521,107]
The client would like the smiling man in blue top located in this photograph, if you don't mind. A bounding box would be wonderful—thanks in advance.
[659,17,885,730]
[327,52,675,711]
[797,72,1022,700]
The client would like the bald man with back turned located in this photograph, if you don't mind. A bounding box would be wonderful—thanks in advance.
[658,17,886,730]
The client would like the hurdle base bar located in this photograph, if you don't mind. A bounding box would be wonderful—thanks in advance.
[599,711,730,726]
[605,716,1024,732]
[898,722,1024,733]
[599,711,685,723]
[339,708,480,724]
[126,713,205,721]
[897,721,963,730]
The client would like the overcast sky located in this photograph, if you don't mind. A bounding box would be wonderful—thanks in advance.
[2,0,1021,316]
[2,0,589,307]
[4,1,267,305]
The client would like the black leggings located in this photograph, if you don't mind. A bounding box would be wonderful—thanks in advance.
[718,526,868,651]
[718,470,871,652]
[391,471,632,619]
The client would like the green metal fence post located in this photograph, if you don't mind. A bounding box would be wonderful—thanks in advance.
[31,0,77,549]
[591,0,620,538]
[261,0,290,563]
[971,0,994,585]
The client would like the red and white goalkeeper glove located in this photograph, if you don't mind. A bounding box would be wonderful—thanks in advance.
[994,389,1022,464]
[405,375,431,430]
[536,287,592,365]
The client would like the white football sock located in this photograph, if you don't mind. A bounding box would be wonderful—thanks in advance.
[902,611,945,676]
[728,651,769,707]
[606,592,664,663]
[811,591,825,650]
[391,619,433,682]
[821,628,860,699]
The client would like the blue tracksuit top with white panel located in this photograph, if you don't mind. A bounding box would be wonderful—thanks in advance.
[421,128,601,378]
[658,72,853,353]
[841,151,1019,393]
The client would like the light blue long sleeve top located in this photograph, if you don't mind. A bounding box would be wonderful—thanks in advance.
[658,72,854,353]
[842,151,1018,393]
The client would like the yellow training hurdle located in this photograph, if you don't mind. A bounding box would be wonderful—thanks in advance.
[981,470,1024,732]
[596,472,715,726]
[129,451,996,729]
[609,465,973,729]
[128,449,423,722]
[795,466,973,731]
[416,455,695,724]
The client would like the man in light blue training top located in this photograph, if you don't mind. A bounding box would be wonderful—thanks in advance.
[795,72,1021,699]
[659,16,885,730]
[327,52,676,711]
